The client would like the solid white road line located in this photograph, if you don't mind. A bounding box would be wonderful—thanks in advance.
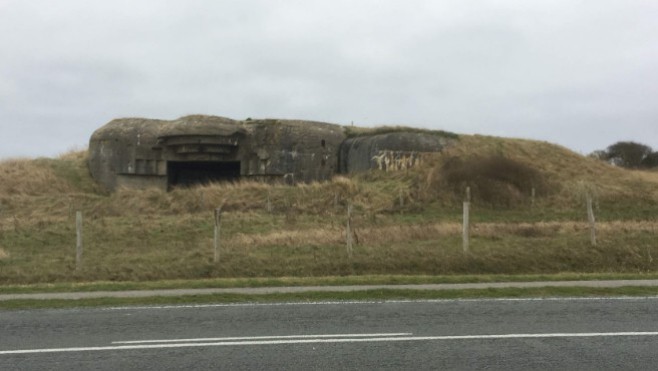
[112,333,413,344]
[3,332,658,355]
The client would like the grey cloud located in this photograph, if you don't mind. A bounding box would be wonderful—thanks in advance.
[1,0,657,158]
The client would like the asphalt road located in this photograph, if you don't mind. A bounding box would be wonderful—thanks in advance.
[2,297,658,370]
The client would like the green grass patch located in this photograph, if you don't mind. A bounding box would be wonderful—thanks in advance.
[3,286,658,310]
[2,213,658,283]
[2,273,658,295]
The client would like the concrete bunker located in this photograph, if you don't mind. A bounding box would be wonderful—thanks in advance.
[88,115,454,191]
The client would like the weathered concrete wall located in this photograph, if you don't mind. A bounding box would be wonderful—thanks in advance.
[89,115,453,191]
[89,115,346,191]
[338,132,451,173]
[245,120,344,183]
[88,118,169,191]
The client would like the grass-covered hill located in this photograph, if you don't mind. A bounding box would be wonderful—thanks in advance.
[0,134,657,284]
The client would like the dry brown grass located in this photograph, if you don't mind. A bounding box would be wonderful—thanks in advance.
[0,158,77,196]
[1,199,657,283]
[228,220,658,250]
[2,138,656,217]
[0,247,9,260]
[1,138,657,284]
[107,175,375,217]
[227,222,462,251]
[415,135,658,207]
[0,150,98,199]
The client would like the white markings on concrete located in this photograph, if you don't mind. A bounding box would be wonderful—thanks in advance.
[112,333,413,344]
[3,332,658,355]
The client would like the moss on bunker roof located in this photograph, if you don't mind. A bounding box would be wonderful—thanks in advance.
[91,115,458,144]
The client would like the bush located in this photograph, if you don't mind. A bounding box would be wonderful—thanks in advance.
[641,152,658,168]
[440,155,548,207]
[605,141,653,168]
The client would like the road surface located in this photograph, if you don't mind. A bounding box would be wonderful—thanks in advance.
[2,297,658,370]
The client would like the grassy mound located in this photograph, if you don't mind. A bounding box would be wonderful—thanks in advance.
[0,135,657,284]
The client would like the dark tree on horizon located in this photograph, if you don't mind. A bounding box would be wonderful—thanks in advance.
[641,151,658,168]
[604,141,654,168]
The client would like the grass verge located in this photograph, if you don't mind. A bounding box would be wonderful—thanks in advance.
[2,286,658,310]
[3,273,658,294]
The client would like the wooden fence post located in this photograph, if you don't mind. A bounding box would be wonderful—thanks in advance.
[463,187,470,253]
[266,192,272,213]
[214,207,222,263]
[346,203,353,258]
[531,187,536,208]
[462,201,470,253]
[76,211,83,270]
[199,191,206,210]
[586,193,597,246]
[68,196,73,218]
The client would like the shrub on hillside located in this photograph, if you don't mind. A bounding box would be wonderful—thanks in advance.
[440,155,548,207]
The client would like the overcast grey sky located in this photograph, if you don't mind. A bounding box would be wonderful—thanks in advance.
[1,0,657,158]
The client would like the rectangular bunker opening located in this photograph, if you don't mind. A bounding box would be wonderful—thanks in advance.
[167,161,241,189]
